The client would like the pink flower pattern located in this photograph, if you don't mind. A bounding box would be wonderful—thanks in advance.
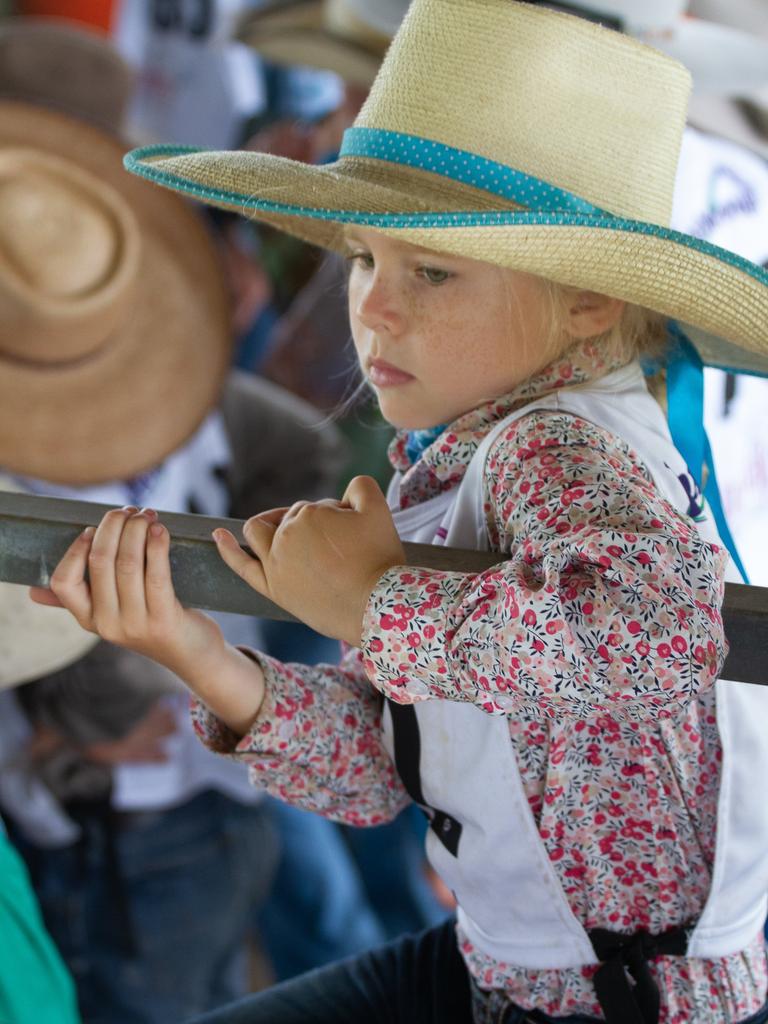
[192,340,766,1022]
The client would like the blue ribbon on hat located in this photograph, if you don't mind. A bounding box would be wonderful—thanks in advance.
[340,126,611,216]
[657,322,749,583]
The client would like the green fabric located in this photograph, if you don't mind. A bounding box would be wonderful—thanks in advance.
[0,833,80,1024]
[337,403,395,493]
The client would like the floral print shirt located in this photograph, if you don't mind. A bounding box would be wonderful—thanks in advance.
[193,340,766,1022]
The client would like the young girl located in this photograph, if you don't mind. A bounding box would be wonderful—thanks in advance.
[31,1,768,1022]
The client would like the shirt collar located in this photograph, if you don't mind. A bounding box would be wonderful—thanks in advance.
[388,338,630,505]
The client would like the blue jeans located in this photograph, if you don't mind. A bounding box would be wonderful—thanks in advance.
[257,802,449,980]
[189,918,471,1023]
[188,917,768,1024]
[340,804,450,941]
[14,790,277,1024]
[256,800,385,979]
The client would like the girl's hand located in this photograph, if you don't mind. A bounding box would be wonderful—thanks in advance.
[29,507,224,680]
[214,476,406,647]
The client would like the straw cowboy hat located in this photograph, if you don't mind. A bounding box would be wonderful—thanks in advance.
[558,0,768,97]
[0,100,232,485]
[126,0,768,377]
[235,0,410,86]
[0,18,135,130]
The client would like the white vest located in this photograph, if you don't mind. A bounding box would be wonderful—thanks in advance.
[384,362,768,968]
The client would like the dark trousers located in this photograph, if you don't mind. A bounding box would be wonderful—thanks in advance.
[12,790,277,1024]
[188,919,598,1024]
[189,917,768,1024]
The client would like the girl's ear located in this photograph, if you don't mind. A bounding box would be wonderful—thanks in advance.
[565,290,625,339]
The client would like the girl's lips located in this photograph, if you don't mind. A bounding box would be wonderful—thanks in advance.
[368,359,415,388]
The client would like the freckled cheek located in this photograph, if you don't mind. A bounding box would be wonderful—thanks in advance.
[416,349,479,414]
[418,324,463,379]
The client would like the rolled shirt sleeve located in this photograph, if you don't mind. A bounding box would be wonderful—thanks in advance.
[361,413,729,722]
[191,645,409,826]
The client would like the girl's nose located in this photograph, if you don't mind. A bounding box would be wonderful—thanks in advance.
[354,271,406,337]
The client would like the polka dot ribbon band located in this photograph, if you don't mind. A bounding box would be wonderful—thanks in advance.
[340,126,611,216]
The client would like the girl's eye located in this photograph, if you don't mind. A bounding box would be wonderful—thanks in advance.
[345,250,374,270]
[419,266,452,285]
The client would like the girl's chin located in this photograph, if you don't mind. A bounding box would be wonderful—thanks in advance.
[377,395,454,432]
[383,413,447,431]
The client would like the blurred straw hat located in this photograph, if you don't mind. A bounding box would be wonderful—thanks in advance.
[236,0,410,86]
[687,95,768,160]
[126,0,768,376]
[0,17,134,131]
[0,473,99,689]
[0,58,230,688]
[689,0,768,41]
[686,0,768,151]
[0,101,232,485]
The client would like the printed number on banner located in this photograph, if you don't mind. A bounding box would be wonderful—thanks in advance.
[151,0,213,38]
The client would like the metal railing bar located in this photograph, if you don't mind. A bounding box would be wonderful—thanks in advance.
[1,491,766,685]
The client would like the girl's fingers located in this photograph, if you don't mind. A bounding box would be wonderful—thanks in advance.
[242,515,277,561]
[281,500,310,523]
[341,475,384,511]
[29,587,64,608]
[213,528,269,595]
[144,520,176,618]
[87,508,135,623]
[114,510,156,618]
[47,526,96,627]
[253,506,290,527]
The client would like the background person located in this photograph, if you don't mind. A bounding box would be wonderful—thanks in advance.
[0,91,344,1022]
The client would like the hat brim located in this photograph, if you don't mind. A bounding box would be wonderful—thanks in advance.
[0,477,98,690]
[0,104,233,486]
[0,583,99,689]
[236,0,325,37]
[125,145,768,377]
[238,28,381,87]
[235,0,388,86]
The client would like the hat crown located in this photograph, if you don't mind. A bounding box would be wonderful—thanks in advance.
[0,20,133,131]
[0,172,119,298]
[0,149,140,364]
[356,0,692,226]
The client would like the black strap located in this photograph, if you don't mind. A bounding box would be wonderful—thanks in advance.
[387,700,463,856]
[588,926,691,1024]
[387,700,427,806]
